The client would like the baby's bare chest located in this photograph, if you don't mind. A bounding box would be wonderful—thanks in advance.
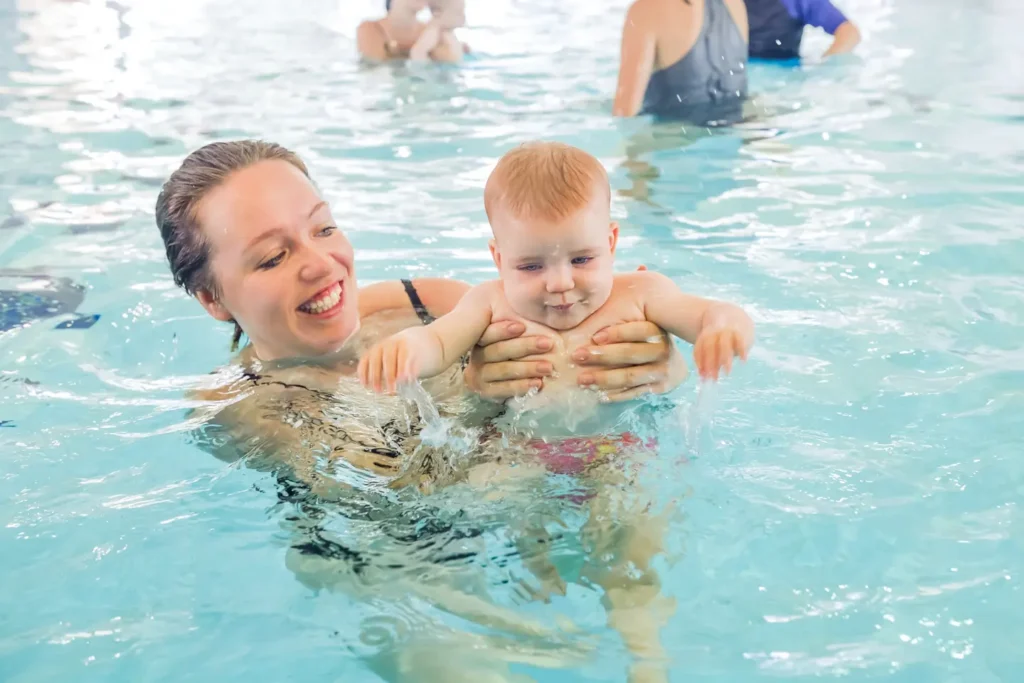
[490,289,647,387]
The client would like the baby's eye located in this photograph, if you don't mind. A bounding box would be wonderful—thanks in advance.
[517,264,542,272]
[571,256,593,266]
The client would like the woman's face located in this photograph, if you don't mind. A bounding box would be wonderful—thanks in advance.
[195,160,359,361]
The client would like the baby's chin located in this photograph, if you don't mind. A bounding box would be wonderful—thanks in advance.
[540,307,594,331]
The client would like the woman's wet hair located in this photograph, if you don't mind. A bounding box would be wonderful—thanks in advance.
[155,139,310,350]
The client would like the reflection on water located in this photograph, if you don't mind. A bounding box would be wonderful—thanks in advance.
[182,357,682,680]
[2,0,1023,681]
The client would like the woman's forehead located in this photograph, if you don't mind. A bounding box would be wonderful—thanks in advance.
[199,161,324,238]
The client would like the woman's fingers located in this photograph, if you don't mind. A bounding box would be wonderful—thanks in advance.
[478,359,553,383]
[573,341,665,366]
[578,364,665,392]
[476,378,543,401]
[600,383,661,403]
[476,320,527,347]
[591,320,665,345]
[473,334,553,364]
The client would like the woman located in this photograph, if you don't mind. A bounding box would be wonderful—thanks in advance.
[613,0,750,124]
[357,0,467,63]
[155,139,686,490]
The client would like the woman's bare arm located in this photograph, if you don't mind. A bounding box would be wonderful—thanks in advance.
[613,1,657,117]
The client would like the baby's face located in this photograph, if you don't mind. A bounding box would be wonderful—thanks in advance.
[490,197,618,331]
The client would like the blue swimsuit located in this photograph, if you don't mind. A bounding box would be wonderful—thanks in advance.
[744,0,848,60]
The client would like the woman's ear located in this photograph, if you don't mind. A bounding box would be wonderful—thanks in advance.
[196,289,234,322]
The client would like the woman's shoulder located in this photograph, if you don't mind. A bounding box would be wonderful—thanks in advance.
[185,363,252,404]
[359,278,471,320]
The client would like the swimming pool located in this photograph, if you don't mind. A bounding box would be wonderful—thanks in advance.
[2,0,1022,680]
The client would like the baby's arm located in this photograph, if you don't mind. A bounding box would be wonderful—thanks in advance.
[634,272,755,380]
[358,283,495,393]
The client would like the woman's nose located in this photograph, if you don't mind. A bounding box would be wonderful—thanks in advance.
[297,246,335,281]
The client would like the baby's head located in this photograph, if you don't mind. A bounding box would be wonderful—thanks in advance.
[484,141,618,331]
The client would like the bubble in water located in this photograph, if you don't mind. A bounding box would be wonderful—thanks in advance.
[358,614,409,650]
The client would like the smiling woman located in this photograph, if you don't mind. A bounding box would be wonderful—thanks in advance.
[196,167,360,360]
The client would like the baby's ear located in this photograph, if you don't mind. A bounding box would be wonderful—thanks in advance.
[489,238,502,269]
[608,221,619,254]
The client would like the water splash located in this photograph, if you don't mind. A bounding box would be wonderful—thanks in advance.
[397,380,482,457]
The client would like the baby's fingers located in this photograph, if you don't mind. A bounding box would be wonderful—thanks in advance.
[394,343,413,392]
[385,344,403,393]
[693,336,711,380]
[718,333,734,377]
[366,346,384,393]
[357,356,369,387]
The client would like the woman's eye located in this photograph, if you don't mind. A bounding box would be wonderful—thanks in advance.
[258,252,285,270]
[317,226,337,237]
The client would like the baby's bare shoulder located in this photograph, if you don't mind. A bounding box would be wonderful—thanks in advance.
[612,270,668,296]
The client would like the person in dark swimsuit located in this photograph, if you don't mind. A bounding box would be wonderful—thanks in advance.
[744,0,860,61]
[613,0,750,125]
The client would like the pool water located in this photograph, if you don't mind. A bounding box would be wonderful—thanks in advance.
[2,0,1023,681]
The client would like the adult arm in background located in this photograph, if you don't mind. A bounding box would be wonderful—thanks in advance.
[612,0,657,117]
[801,0,860,57]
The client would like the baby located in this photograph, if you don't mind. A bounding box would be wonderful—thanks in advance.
[359,140,753,401]
[359,141,755,682]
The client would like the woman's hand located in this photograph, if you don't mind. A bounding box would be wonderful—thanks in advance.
[464,267,689,403]
[572,320,687,402]
[463,321,554,401]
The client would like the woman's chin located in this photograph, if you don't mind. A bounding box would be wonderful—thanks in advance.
[299,319,360,357]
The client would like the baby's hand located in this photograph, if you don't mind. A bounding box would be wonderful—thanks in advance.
[693,326,749,381]
[357,331,422,394]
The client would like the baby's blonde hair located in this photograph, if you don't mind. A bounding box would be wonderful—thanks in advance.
[484,141,610,223]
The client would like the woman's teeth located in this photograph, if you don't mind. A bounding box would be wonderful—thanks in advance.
[299,283,342,314]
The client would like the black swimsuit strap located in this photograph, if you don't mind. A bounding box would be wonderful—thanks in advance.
[401,279,435,325]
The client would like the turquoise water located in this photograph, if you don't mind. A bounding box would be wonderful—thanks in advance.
[2,0,1023,680]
